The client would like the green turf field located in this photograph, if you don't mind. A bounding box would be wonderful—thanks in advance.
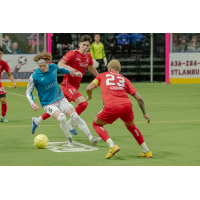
[0,82,200,166]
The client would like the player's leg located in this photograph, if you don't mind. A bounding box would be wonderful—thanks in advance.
[92,108,120,159]
[121,104,152,158]
[0,94,8,123]
[60,98,101,145]
[31,113,50,134]
[62,85,88,135]
[43,104,73,146]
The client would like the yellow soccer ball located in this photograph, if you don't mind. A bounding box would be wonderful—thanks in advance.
[34,134,49,149]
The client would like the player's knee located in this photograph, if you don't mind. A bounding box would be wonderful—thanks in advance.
[124,121,134,127]
[93,121,100,128]
[70,112,78,121]
[57,113,66,122]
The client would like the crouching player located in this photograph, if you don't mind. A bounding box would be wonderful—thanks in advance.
[26,51,100,146]
[86,60,153,158]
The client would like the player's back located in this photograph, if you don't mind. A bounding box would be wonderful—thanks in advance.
[96,71,137,108]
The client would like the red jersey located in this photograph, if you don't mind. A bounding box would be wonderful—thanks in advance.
[61,49,93,89]
[95,71,137,108]
[0,59,11,87]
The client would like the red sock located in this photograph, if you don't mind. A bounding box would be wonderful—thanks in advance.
[75,101,88,115]
[1,103,7,117]
[125,123,144,145]
[42,113,50,120]
[92,121,110,141]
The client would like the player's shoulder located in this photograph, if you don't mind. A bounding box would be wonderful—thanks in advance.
[49,63,57,68]
[0,59,8,65]
[85,51,92,57]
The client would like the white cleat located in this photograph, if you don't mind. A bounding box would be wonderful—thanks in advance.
[91,136,102,146]
[66,138,74,147]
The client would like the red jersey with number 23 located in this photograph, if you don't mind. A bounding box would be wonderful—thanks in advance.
[95,71,137,108]
[61,49,93,89]
[0,59,11,87]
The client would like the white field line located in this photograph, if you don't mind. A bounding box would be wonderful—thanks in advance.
[6,92,39,99]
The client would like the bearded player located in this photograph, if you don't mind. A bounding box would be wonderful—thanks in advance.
[32,35,99,135]
[0,46,17,123]
[86,60,153,159]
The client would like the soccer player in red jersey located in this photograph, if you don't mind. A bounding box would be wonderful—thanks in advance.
[32,35,99,136]
[0,46,17,122]
[86,60,153,159]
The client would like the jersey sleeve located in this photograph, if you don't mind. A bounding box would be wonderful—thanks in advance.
[102,43,106,58]
[88,54,93,66]
[57,64,70,74]
[61,50,74,64]
[3,61,11,73]
[26,74,36,106]
[89,43,95,59]
[125,78,137,95]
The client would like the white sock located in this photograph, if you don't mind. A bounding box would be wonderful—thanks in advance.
[141,142,150,153]
[1,116,5,119]
[106,138,115,148]
[35,116,43,125]
[70,112,93,141]
[57,113,72,139]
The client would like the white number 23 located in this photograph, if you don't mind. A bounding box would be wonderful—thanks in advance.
[106,74,125,87]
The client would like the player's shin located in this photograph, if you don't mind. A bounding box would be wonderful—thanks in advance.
[57,113,72,139]
[70,112,93,141]
[92,121,114,148]
[1,102,7,117]
[125,123,149,153]
[75,101,88,115]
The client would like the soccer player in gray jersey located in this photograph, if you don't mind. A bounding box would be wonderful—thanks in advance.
[26,51,101,146]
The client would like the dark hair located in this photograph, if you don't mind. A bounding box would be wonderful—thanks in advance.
[0,46,4,53]
[79,35,92,45]
[94,33,100,37]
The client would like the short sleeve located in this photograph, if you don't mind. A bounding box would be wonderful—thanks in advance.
[88,54,93,66]
[61,50,74,64]
[125,78,137,95]
[3,61,11,73]
[94,74,101,82]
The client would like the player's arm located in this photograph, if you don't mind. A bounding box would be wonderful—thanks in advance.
[86,79,99,101]
[57,65,82,77]
[132,92,150,123]
[87,65,99,76]
[7,72,17,88]
[26,75,39,111]
[57,60,76,77]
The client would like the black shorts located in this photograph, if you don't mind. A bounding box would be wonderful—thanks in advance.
[0,94,6,98]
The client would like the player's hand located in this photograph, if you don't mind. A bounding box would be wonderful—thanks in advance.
[32,103,39,111]
[69,68,76,77]
[143,113,150,123]
[74,71,83,77]
[87,95,92,101]
[103,58,107,66]
[13,82,17,88]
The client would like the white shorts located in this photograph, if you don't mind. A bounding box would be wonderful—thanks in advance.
[43,98,74,116]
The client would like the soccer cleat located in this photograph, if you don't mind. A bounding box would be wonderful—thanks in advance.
[67,120,78,135]
[66,138,74,147]
[106,145,120,159]
[32,117,38,134]
[1,117,8,123]
[91,136,101,146]
[139,151,153,158]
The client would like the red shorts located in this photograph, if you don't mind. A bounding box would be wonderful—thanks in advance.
[0,86,6,96]
[96,103,134,124]
[62,85,82,102]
